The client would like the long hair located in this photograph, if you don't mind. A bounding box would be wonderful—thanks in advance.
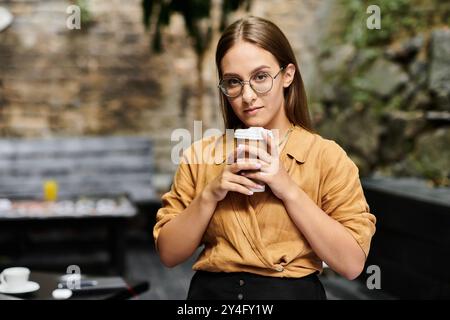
[215,16,312,131]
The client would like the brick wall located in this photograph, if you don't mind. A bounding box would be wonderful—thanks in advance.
[0,0,199,176]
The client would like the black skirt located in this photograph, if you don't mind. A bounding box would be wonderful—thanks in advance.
[187,270,327,300]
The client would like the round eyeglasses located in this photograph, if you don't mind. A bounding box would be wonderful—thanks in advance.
[218,66,285,98]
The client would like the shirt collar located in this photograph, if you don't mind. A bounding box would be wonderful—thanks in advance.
[284,125,315,163]
[214,125,315,164]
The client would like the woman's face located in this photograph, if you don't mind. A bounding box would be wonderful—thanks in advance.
[220,41,294,129]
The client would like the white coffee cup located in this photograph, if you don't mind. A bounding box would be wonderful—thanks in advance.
[0,267,30,290]
[234,127,271,193]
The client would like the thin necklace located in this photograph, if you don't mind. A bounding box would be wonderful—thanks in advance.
[278,125,294,147]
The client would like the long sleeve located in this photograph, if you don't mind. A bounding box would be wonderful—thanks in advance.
[320,141,377,258]
[153,157,197,249]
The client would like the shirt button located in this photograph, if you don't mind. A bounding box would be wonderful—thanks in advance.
[275,265,284,272]
[239,279,245,286]
[237,293,243,300]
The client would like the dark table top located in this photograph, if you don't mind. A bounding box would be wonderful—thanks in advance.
[0,271,149,300]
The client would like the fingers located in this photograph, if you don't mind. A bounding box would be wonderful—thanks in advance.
[241,171,266,182]
[228,161,262,174]
[228,173,265,191]
[263,130,279,158]
[237,144,272,164]
[225,181,255,196]
[225,144,245,165]
[222,162,265,195]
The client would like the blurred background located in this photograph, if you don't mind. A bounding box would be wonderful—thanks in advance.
[0,0,449,299]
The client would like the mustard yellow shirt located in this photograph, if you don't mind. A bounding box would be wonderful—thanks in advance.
[154,125,376,278]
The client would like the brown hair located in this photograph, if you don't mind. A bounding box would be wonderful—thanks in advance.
[215,16,312,131]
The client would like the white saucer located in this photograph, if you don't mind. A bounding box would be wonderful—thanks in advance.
[0,281,40,294]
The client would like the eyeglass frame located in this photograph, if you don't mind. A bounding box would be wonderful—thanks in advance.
[218,66,286,98]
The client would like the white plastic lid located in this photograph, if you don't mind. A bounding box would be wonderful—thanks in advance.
[234,127,270,140]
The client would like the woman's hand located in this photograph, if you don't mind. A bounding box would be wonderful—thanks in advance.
[203,146,266,203]
[239,131,296,202]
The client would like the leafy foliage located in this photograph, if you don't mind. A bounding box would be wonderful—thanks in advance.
[342,0,449,47]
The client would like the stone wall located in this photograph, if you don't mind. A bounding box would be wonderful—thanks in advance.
[313,12,450,186]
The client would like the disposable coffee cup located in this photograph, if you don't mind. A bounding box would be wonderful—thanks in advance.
[234,127,270,193]
[0,267,30,291]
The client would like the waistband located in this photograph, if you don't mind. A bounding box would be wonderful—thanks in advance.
[194,270,319,281]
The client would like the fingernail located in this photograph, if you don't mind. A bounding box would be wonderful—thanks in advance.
[238,144,244,150]
[248,191,254,195]
[255,163,261,168]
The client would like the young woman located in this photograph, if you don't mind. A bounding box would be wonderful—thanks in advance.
[154,16,376,300]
